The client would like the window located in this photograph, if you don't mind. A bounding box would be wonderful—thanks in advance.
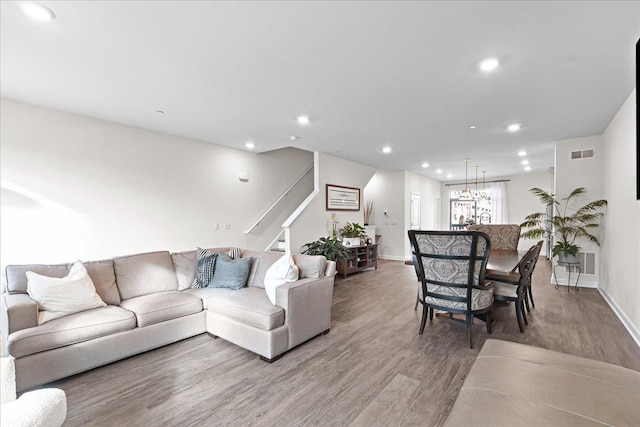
[449,190,492,230]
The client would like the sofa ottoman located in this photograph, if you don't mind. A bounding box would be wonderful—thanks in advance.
[444,339,640,426]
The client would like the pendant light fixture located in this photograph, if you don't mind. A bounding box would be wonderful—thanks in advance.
[459,158,473,200]
[473,165,481,200]
[481,171,488,200]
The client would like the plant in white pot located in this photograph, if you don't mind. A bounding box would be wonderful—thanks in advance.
[340,222,366,247]
[520,187,607,263]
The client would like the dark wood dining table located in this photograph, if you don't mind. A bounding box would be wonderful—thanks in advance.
[485,249,527,281]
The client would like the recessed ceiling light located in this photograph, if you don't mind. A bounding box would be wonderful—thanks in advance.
[296,115,310,125]
[21,2,56,21]
[421,162,429,168]
[479,57,499,72]
[469,125,477,129]
[521,160,529,165]
[517,150,527,157]
[524,166,532,171]
[245,142,255,149]
[382,146,392,154]
[436,169,443,174]
[446,173,453,179]
[507,123,521,132]
[289,136,300,141]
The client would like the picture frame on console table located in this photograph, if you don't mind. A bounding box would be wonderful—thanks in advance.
[326,184,360,211]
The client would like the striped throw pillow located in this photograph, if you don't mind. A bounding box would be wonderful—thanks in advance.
[192,248,217,288]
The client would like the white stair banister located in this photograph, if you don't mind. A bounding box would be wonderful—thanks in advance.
[244,165,313,234]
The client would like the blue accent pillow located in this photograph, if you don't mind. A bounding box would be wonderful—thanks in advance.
[192,248,217,288]
[208,254,251,289]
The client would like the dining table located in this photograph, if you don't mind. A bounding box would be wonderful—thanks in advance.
[485,249,527,281]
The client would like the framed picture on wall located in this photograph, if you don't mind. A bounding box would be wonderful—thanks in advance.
[326,184,360,211]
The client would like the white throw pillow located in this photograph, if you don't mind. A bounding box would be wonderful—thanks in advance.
[263,254,299,305]
[27,260,106,324]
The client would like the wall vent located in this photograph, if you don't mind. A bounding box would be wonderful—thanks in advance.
[565,252,596,275]
[570,149,595,160]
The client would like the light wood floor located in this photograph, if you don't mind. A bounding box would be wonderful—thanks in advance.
[52,258,640,426]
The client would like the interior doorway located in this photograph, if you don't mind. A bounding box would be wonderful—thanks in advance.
[410,193,421,230]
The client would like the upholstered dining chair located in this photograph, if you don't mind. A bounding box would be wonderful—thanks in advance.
[492,244,540,333]
[467,224,521,250]
[408,230,494,348]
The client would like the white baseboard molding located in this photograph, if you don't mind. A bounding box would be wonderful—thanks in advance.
[598,287,640,348]
[379,255,408,262]
[549,279,598,288]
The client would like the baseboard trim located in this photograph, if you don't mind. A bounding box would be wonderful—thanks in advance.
[549,279,599,288]
[598,287,640,348]
[379,255,408,262]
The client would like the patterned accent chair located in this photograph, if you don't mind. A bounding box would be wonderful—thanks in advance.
[467,224,521,250]
[408,230,494,348]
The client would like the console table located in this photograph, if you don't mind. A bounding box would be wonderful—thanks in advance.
[337,244,378,278]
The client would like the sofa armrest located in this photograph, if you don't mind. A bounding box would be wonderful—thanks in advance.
[1,294,38,356]
[324,260,336,278]
[275,275,334,348]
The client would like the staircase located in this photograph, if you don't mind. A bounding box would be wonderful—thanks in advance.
[244,165,314,252]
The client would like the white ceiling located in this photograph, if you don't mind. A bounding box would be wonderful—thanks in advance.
[1,1,638,181]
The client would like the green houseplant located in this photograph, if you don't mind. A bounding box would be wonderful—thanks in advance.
[339,222,366,247]
[520,187,607,262]
[301,236,352,262]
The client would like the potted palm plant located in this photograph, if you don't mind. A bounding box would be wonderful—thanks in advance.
[520,187,607,263]
[301,236,352,262]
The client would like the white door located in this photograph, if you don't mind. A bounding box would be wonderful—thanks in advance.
[410,193,421,230]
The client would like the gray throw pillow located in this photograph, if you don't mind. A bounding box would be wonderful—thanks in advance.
[208,254,252,289]
[192,248,217,288]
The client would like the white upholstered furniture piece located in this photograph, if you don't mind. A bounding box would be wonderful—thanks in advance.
[444,339,640,426]
[1,357,67,427]
[1,248,336,391]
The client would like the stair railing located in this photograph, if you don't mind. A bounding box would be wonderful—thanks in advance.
[244,165,313,234]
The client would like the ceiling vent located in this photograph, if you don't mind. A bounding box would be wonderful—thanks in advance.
[570,149,595,160]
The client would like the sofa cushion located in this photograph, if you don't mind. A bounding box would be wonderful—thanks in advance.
[182,287,243,309]
[171,248,237,290]
[5,259,121,305]
[292,254,327,279]
[206,287,284,331]
[208,255,251,289]
[242,250,282,288]
[7,306,136,358]
[113,251,178,300]
[27,261,107,324]
[118,291,202,327]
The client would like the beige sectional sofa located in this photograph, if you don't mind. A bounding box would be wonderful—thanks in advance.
[445,339,640,426]
[1,248,336,392]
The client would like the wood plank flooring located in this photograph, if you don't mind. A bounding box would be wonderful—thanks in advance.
[51,258,640,426]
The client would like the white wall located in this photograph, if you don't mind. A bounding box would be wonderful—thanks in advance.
[554,135,604,286]
[403,171,442,258]
[0,99,313,267]
[363,170,441,260]
[288,152,376,254]
[439,172,552,250]
[600,89,640,343]
[363,171,405,260]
